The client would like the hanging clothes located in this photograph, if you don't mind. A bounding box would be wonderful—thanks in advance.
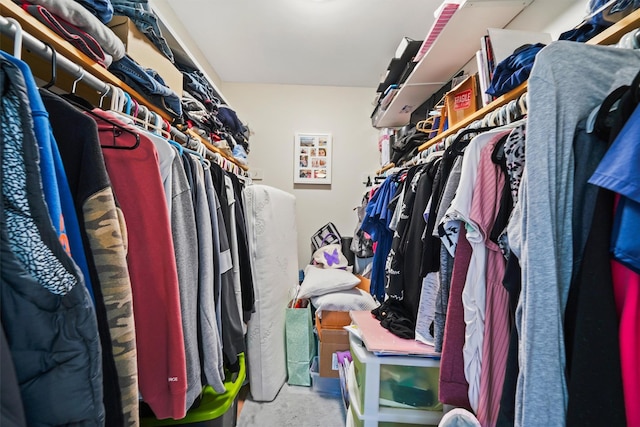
[513,41,640,427]
[168,149,204,411]
[41,90,137,427]
[433,156,463,352]
[384,159,440,339]
[439,128,512,414]
[210,163,245,371]
[0,51,95,303]
[95,110,187,420]
[361,173,400,302]
[187,154,226,393]
[588,90,640,427]
[228,172,256,323]
[438,227,473,411]
[0,55,105,426]
[472,136,510,427]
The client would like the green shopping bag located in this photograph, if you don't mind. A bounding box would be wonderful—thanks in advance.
[285,303,316,386]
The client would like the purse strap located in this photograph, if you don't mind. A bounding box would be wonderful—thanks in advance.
[320,233,340,247]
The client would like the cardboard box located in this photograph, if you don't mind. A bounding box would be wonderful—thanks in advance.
[316,310,351,341]
[319,329,350,378]
[444,75,479,126]
[108,16,183,97]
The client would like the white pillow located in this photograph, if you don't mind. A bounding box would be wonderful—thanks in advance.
[297,265,360,299]
[311,288,379,316]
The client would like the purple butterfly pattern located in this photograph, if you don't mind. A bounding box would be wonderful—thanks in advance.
[323,248,341,267]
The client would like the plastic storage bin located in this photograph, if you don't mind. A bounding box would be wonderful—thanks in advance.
[348,404,433,427]
[310,356,341,396]
[141,354,246,427]
[348,335,443,427]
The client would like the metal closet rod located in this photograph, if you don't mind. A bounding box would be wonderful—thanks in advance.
[0,15,110,95]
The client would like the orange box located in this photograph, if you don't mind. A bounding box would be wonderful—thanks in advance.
[316,310,351,341]
[445,75,479,126]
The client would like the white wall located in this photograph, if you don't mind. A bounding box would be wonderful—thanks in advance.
[221,83,380,268]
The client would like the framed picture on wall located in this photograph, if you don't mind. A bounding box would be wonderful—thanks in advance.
[294,133,332,184]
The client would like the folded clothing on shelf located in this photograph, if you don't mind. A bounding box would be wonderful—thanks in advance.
[109,54,182,118]
[24,4,111,67]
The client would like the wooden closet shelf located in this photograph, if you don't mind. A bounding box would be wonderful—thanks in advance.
[417,7,640,153]
[1,0,250,171]
[375,163,396,175]
[418,81,527,152]
[185,129,249,172]
[586,7,640,45]
[1,0,171,121]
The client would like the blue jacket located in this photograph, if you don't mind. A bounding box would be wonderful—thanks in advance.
[0,52,95,302]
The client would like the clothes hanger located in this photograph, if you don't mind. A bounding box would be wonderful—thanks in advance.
[119,88,127,112]
[41,41,56,90]
[448,126,499,155]
[109,84,119,111]
[182,144,211,169]
[517,92,528,117]
[71,68,85,94]
[152,111,164,136]
[132,97,139,119]
[62,89,141,150]
[593,84,631,141]
[491,133,510,166]
[5,17,22,59]
[115,104,172,139]
[108,86,126,113]
[98,85,110,109]
[416,117,435,134]
[124,92,133,115]
[167,139,184,156]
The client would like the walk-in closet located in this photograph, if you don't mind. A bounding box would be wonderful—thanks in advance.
[1,1,639,426]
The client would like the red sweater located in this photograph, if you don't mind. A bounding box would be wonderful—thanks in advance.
[94,110,187,419]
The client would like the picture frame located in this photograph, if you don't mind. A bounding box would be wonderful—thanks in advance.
[294,133,332,184]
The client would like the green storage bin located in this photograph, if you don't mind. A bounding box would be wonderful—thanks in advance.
[141,353,246,426]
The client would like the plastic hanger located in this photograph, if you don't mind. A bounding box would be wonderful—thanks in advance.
[63,95,140,150]
[124,92,133,115]
[152,111,164,136]
[109,84,119,111]
[416,117,435,134]
[98,85,110,109]
[132,98,139,119]
[517,92,528,116]
[71,68,85,94]
[167,139,184,156]
[491,133,509,165]
[109,86,126,113]
[5,17,22,59]
[41,41,56,89]
[449,126,498,155]
[182,144,211,169]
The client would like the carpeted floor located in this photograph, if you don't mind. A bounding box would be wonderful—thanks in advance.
[237,383,346,427]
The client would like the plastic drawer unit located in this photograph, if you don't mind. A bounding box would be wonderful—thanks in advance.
[348,334,443,427]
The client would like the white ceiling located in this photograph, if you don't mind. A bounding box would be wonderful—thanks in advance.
[163,0,444,88]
